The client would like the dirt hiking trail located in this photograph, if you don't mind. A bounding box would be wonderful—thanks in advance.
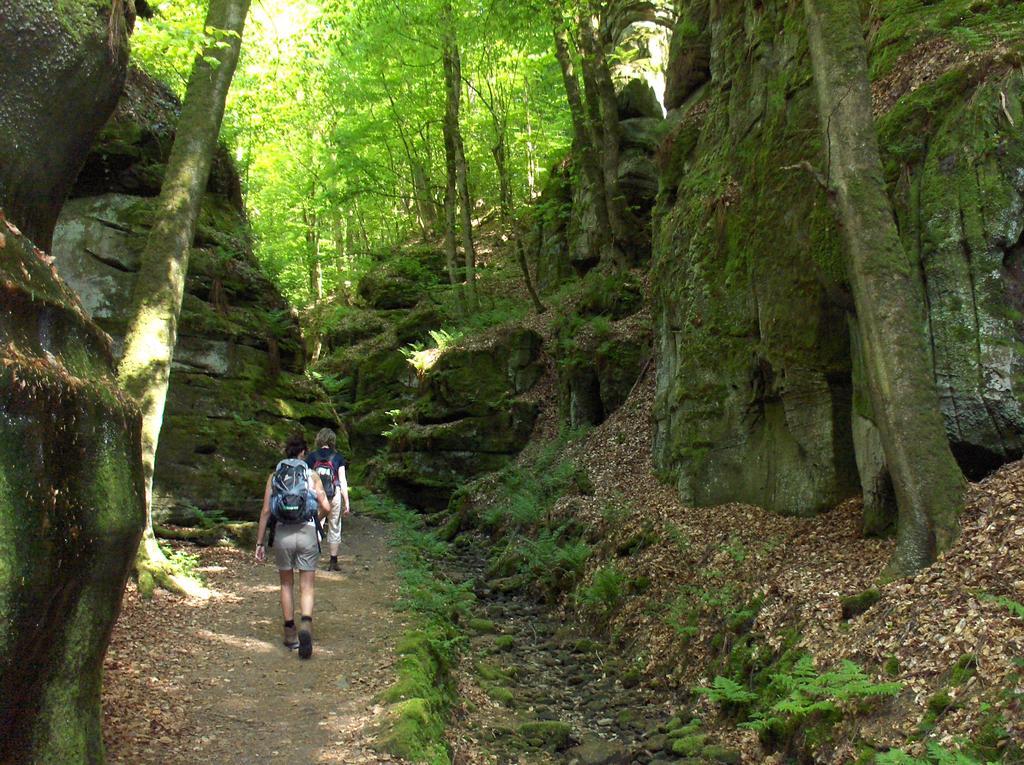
[103,515,409,764]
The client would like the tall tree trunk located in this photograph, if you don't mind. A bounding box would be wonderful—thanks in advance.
[116,0,250,597]
[516,234,547,314]
[492,135,511,216]
[524,81,538,199]
[549,1,612,262]
[333,212,355,305]
[803,0,964,575]
[304,208,323,302]
[442,111,463,301]
[411,160,437,237]
[578,4,630,267]
[305,207,323,362]
[442,0,475,309]
[456,133,478,310]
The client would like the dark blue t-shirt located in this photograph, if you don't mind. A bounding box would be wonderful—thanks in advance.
[305,447,347,473]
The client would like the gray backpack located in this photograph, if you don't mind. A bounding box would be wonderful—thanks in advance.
[270,459,312,524]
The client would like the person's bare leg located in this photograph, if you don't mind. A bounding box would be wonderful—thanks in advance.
[279,569,294,620]
[297,570,315,658]
[279,569,298,648]
[299,570,315,617]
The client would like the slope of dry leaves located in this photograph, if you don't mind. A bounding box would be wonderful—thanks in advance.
[463,287,1024,761]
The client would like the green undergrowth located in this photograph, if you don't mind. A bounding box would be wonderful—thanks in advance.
[700,648,902,759]
[478,429,595,601]
[359,491,472,764]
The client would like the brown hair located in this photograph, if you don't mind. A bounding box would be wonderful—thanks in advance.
[284,432,307,459]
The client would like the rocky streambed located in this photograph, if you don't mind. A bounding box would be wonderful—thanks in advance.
[444,537,742,765]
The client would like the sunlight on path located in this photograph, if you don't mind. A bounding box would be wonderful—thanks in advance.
[104,516,407,764]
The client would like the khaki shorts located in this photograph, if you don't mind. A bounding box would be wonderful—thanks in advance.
[273,523,319,571]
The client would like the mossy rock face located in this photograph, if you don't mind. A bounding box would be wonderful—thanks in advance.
[526,159,576,291]
[320,309,389,350]
[381,329,544,508]
[598,330,652,416]
[357,269,424,309]
[579,270,644,320]
[357,246,442,309]
[393,304,443,346]
[383,451,513,510]
[617,77,663,120]
[0,0,132,250]
[652,0,1024,517]
[422,328,543,418]
[400,402,540,455]
[0,217,145,763]
[50,71,338,524]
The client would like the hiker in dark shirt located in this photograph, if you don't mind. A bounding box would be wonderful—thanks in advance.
[306,428,351,571]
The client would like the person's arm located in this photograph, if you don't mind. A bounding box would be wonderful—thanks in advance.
[311,472,331,519]
[338,465,351,516]
[255,474,272,562]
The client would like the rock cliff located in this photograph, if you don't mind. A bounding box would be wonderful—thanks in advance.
[651,0,1024,527]
[52,69,338,524]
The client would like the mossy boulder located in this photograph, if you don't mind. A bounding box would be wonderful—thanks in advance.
[517,721,573,751]
[0,215,144,763]
[0,0,134,251]
[579,269,644,320]
[358,246,443,309]
[401,402,540,454]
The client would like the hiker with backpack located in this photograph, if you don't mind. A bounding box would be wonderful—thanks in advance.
[255,433,331,659]
[306,427,350,571]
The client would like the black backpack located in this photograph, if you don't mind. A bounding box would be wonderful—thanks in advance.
[270,459,312,524]
[311,452,338,500]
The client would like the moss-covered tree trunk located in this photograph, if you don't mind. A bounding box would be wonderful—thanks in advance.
[0,5,144,761]
[804,0,965,574]
[116,0,250,596]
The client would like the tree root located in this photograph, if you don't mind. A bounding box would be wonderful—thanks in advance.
[134,532,210,600]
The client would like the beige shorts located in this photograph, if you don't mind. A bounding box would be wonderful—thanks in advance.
[273,523,319,571]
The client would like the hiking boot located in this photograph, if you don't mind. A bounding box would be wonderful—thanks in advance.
[283,623,298,650]
[327,557,339,572]
[298,617,313,659]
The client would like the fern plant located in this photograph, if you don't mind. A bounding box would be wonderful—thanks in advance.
[741,657,902,734]
[698,655,902,748]
[979,592,1024,619]
[875,742,990,764]
[697,676,758,705]
[576,564,628,618]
